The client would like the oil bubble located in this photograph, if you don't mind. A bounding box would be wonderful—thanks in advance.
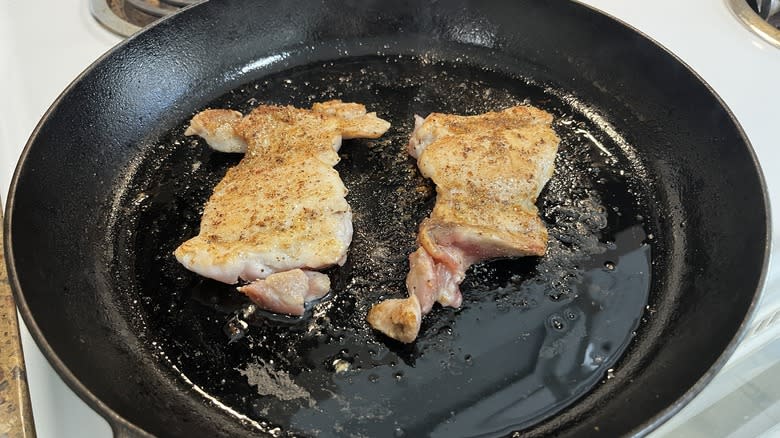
[549,315,566,331]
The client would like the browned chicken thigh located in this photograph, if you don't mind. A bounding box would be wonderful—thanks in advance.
[368,105,559,342]
[175,100,390,315]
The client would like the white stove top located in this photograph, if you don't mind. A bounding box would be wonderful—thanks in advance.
[2,1,779,436]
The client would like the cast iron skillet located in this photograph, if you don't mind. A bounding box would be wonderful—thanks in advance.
[4,0,769,437]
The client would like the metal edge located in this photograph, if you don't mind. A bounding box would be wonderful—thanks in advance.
[126,0,178,18]
[726,0,780,49]
[3,0,772,436]
[88,0,142,38]
[567,0,772,436]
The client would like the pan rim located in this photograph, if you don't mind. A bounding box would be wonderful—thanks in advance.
[3,0,772,436]
[565,0,772,436]
[3,2,204,437]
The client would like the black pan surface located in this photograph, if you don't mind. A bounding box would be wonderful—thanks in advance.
[5,1,768,437]
[116,56,652,436]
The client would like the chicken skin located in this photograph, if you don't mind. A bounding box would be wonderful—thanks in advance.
[176,100,390,315]
[368,106,559,342]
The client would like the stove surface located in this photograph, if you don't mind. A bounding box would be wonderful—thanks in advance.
[90,0,200,36]
[1,1,779,437]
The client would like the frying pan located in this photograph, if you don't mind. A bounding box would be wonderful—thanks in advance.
[4,0,769,437]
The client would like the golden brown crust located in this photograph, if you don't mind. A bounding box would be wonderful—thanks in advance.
[186,109,243,135]
[416,105,559,258]
[175,100,390,285]
[368,105,559,343]
[184,109,246,153]
[366,295,422,343]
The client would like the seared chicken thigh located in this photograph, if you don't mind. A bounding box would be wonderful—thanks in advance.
[368,106,559,342]
[176,100,390,315]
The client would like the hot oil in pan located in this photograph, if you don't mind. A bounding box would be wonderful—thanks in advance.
[114,55,652,436]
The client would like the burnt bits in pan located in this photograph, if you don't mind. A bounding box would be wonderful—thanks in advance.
[110,56,653,436]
